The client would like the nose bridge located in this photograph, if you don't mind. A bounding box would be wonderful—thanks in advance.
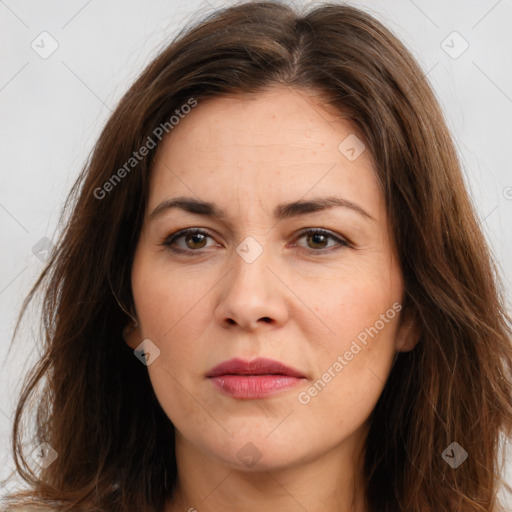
[229,235,272,298]
[215,235,288,329]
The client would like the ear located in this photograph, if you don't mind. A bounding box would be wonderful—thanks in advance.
[122,320,143,350]
[394,305,421,353]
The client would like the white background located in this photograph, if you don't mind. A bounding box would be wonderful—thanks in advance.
[1,0,511,501]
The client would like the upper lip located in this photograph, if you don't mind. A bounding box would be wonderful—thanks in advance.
[206,357,306,378]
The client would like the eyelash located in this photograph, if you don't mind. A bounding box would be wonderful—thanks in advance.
[161,227,351,255]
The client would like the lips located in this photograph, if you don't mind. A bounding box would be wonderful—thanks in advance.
[206,358,307,399]
[206,357,305,378]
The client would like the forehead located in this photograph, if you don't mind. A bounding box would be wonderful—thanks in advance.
[147,86,383,222]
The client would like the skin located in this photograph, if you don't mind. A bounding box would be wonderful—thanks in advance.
[125,86,419,512]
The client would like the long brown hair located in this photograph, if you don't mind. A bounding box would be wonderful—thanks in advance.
[4,2,512,511]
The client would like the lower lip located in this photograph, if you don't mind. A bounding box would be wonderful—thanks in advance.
[209,375,304,399]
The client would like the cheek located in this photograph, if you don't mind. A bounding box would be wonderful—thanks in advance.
[293,264,401,421]
[297,315,399,435]
[134,276,210,431]
[131,253,210,398]
[293,259,402,349]
[132,255,213,340]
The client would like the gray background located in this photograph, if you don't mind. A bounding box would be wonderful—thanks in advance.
[1,0,511,500]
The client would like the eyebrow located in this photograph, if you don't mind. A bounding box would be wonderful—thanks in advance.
[149,196,376,223]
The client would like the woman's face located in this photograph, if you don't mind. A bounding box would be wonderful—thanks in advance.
[129,86,417,472]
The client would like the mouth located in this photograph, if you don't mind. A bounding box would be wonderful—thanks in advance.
[206,357,307,399]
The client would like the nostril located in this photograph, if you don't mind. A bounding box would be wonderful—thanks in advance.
[224,317,272,326]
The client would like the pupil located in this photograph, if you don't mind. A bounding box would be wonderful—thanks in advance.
[310,233,327,248]
[187,233,206,249]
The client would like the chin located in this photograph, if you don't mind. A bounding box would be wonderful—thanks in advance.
[201,432,309,472]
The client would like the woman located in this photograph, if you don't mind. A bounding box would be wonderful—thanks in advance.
[4,1,512,511]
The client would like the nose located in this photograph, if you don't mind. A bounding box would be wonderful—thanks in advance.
[214,240,290,331]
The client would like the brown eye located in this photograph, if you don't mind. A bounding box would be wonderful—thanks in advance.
[163,228,214,254]
[295,229,349,252]
[306,232,329,249]
[184,232,208,249]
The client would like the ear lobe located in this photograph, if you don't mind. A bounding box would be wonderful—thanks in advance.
[122,321,143,349]
[395,308,421,353]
